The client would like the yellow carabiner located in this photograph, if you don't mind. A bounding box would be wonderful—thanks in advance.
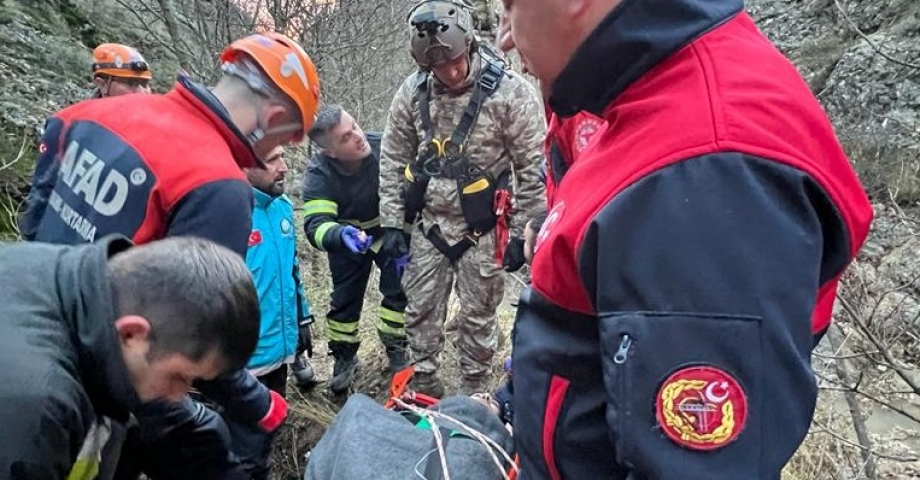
[441,139,462,159]
[428,138,446,157]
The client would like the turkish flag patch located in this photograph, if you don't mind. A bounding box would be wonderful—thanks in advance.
[248,230,263,246]
[655,365,747,451]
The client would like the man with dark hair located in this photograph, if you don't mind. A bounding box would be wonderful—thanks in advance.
[0,236,260,480]
[499,0,874,478]
[18,32,322,480]
[302,103,409,394]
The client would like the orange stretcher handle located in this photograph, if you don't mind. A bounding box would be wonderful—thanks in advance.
[385,365,416,409]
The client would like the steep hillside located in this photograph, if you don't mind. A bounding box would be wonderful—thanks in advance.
[749,0,920,201]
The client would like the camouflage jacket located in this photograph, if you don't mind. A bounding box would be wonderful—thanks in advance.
[379,50,546,244]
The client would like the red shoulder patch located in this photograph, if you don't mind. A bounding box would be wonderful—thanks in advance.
[655,365,747,451]
[248,230,262,247]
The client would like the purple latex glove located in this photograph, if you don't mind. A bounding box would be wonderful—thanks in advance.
[340,226,364,253]
[394,254,410,278]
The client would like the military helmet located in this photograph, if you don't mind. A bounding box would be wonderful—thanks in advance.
[407,0,476,69]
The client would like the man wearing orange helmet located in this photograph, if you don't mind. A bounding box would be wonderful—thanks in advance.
[90,43,153,98]
[18,32,321,480]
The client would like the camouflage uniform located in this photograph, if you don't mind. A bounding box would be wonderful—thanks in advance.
[470,0,497,35]
[379,50,546,387]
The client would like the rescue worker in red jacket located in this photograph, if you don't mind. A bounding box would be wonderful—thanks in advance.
[18,32,321,480]
[500,0,874,478]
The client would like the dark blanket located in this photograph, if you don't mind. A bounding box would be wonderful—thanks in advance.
[304,394,514,480]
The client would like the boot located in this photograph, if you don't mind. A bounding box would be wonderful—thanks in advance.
[291,353,317,390]
[379,332,409,375]
[329,341,360,394]
[411,371,445,399]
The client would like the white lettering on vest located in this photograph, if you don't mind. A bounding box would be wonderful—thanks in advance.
[58,140,130,216]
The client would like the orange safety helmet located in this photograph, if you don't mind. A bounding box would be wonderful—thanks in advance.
[221,32,321,141]
[92,43,152,80]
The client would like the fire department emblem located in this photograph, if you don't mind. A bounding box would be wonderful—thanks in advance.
[655,365,747,451]
[575,118,601,153]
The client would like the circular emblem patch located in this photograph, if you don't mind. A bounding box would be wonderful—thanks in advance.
[575,118,601,153]
[280,218,292,234]
[130,168,147,186]
[655,365,747,451]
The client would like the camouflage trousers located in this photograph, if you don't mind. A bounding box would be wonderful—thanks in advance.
[403,222,505,380]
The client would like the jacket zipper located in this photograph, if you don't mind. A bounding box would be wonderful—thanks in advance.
[612,333,632,459]
[613,334,632,364]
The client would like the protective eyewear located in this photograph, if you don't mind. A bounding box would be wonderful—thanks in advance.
[110,77,150,89]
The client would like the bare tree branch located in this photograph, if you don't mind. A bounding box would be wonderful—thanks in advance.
[833,0,920,69]
[827,326,880,479]
[811,420,919,462]
[816,371,920,424]
[155,0,191,71]
[838,294,920,396]
[0,131,28,172]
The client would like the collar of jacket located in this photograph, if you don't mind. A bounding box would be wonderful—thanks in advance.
[319,151,375,177]
[429,49,486,96]
[59,235,140,422]
[548,0,743,118]
[252,186,280,208]
[167,74,261,169]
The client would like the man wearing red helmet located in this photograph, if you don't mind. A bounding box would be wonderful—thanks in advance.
[90,43,153,98]
[19,32,321,480]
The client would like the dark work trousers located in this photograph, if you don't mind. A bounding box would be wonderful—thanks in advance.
[227,365,289,480]
[113,397,247,480]
[326,250,408,357]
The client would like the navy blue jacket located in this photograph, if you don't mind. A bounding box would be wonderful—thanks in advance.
[512,0,873,479]
[19,76,275,427]
[301,131,383,253]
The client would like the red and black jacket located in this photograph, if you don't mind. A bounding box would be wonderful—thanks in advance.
[512,0,873,479]
[18,76,276,427]
[20,76,257,252]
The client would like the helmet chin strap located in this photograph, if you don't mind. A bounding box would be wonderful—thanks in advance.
[245,106,302,148]
[246,102,271,147]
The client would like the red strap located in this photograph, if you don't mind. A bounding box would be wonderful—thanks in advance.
[258,389,288,432]
[493,189,512,265]
[412,393,439,408]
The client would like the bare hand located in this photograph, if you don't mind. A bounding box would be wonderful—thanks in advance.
[497,10,515,54]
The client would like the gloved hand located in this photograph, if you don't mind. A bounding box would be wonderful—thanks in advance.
[297,315,314,358]
[380,227,409,258]
[341,225,372,254]
[257,389,288,433]
[394,254,410,279]
[502,237,526,272]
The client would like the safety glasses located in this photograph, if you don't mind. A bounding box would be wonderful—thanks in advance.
[110,77,150,89]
